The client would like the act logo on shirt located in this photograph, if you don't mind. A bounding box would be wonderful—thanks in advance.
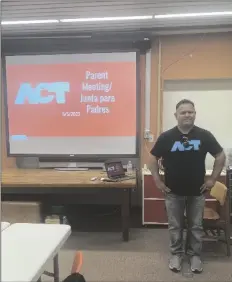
[171,140,201,152]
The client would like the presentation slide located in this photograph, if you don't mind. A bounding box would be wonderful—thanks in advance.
[5,52,137,155]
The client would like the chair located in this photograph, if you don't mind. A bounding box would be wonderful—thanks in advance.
[71,251,83,274]
[202,181,231,256]
[62,251,86,282]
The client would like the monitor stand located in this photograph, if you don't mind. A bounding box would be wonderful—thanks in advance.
[54,167,89,171]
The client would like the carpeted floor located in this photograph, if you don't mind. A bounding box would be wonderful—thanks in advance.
[43,228,232,282]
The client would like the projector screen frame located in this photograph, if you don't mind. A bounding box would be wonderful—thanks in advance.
[2,49,141,160]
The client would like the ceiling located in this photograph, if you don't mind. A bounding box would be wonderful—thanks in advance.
[2,0,232,38]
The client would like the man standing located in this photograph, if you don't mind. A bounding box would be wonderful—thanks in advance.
[149,99,225,273]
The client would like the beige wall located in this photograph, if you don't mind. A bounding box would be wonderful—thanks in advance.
[2,32,232,169]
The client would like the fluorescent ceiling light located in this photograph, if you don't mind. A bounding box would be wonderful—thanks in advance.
[60,15,153,23]
[155,11,232,19]
[1,19,59,25]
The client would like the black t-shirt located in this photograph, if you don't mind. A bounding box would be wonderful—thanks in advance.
[150,126,223,196]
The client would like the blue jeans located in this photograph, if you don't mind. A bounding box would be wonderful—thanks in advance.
[165,193,205,256]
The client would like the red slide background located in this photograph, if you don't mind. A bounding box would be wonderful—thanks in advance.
[6,62,136,137]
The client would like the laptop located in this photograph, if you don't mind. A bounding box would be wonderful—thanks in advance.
[104,160,135,181]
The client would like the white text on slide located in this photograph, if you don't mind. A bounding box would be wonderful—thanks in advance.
[85,71,108,80]
[86,105,110,114]
[62,112,81,117]
[80,94,115,114]
[81,70,115,114]
[80,94,115,103]
[82,82,112,93]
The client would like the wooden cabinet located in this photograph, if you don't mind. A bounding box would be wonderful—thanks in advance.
[142,173,168,225]
[143,199,168,224]
[143,176,164,198]
[142,170,226,225]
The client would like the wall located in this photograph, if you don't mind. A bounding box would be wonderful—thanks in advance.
[2,32,232,169]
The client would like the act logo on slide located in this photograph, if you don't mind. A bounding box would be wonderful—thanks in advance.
[14,82,70,104]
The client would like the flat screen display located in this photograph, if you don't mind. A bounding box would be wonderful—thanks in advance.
[4,52,137,156]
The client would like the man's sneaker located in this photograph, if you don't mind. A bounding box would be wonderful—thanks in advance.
[169,255,182,272]
[189,256,203,273]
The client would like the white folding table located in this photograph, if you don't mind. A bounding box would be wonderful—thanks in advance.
[1,223,71,282]
[1,222,10,231]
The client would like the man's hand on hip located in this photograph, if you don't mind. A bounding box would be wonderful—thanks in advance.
[200,177,216,194]
[156,180,171,194]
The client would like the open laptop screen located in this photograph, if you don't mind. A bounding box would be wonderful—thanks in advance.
[105,161,125,178]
